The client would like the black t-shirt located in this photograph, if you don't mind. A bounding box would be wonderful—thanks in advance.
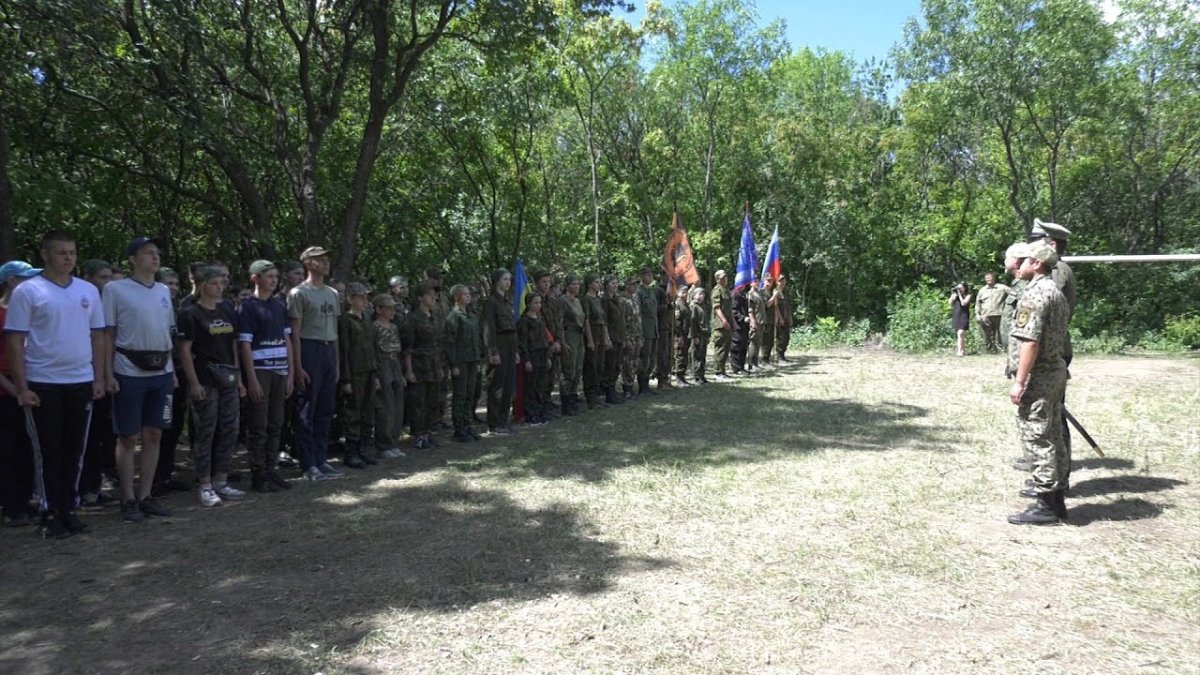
[178,302,238,387]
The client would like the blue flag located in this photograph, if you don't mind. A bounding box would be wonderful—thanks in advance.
[734,214,759,290]
[512,258,528,323]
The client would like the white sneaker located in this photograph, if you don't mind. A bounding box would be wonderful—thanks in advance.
[213,482,246,500]
[198,486,222,507]
[305,466,330,482]
[381,447,408,459]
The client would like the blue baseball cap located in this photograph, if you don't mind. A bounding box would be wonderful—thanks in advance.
[0,260,43,285]
[126,236,167,257]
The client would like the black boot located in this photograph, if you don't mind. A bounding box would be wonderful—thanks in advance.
[604,385,623,405]
[251,469,278,493]
[343,441,366,469]
[561,395,576,416]
[1007,494,1061,525]
[1050,490,1068,520]
[623,384,636,400]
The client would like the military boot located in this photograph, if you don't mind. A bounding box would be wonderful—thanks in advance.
[604,385,623,405]
[561,395,576,416]
[1007,494,1061,525]
[623,384,636,400]
[1050,490,1068,520]
[343,440,367,469]
[358,437,378,465]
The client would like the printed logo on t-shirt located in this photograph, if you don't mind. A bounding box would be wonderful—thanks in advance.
[320,302,336,315]
[161,297,170,308]
[81,296,90,310]
[207,319,235,336]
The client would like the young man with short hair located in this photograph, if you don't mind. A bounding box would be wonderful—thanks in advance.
[288,246,342,480]
[238,260,294,492]
[5,231,107,539]
[104,237,176,522]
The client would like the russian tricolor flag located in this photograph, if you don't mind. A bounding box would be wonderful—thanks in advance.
[760,225,781,287]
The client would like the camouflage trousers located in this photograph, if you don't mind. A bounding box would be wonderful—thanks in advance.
[1015,368,1069,494]
[621,338,641,387]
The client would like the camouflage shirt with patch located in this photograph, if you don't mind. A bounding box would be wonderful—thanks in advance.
[1009,275,1069,374]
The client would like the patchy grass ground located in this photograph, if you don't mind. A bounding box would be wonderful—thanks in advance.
[1,349,1197,674]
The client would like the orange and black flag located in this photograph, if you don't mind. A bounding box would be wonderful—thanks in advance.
[663,212,700,294]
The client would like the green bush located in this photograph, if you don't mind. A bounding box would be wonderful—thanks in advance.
[1132,330,1188,354]
[1072,330,1127,355]
[885,286,951,352]
[1163,314,1200,350]
[840,317,872,347]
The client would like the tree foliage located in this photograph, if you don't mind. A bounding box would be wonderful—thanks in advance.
[1,0,1196,339]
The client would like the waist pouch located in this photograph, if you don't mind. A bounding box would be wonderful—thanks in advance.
[206,363,239,391]
[117,347,171,372]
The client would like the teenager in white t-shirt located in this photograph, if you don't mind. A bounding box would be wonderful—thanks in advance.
[104,237,177,523]
[4,231,106,540]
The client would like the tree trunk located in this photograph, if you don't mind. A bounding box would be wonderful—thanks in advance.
[0,98,13,262]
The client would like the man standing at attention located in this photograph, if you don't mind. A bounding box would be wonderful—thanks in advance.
[975,272,1011,354]
[238,259,294,492]
[6,231,106,539]
[635,267,659,397]
[710,270,733,378]
[1006,242,1071,525]
[104,237,176,522]
[288,246,342,481]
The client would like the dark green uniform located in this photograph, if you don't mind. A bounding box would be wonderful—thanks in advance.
[636,284,660,392]
[539,291,565,409]
[444,305,482,433]
[481,291,517,430]
[711,283,732,374]
[602,293,625,398]
[517,312,550,421]
[402,309,441,439]
[690,290,710,381]
[373,317,405,452]
[761,283,779,364]
[582,292,607,406]
[561,296,585,410]
[337,311,377,449]
[673,295,691,379]
[747,285,766,368]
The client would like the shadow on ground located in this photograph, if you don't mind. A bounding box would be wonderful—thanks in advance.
[0,477,669,674]
[441,356,944,483]
[1068,497,1168,526]
[1072,457,1136,471]
[1070,475,1187,498]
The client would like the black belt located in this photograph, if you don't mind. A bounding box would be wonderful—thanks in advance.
[301,338,335,345]
[565,325,583,332]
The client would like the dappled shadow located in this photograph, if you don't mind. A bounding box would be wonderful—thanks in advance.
[435,355,942,483]
[1070,475,1187,498]
[1067,497,1167,526]
[1072,457,1136,472]
[0,477,669,674]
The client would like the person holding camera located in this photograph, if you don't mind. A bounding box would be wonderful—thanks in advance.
[949,282,973,356]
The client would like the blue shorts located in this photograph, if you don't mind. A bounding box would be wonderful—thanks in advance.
[112,372,175,437]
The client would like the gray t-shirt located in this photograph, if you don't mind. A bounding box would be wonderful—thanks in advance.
[287,282,340,341]
[103,278,176,377]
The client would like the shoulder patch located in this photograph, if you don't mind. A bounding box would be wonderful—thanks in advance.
[1015,308,1031,328]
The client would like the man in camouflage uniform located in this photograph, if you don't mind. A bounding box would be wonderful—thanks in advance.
[1029,219,1077,478]
[337,282,378,468]
[1005,242,1071,525]
[975,272,1012,353]
[372,294,407,458]
[747,281,766,370]
[533,271,564,418]
[559,275,586,415]
[710,270,733,377]
[619,277,643,399]
[671,285,691,386]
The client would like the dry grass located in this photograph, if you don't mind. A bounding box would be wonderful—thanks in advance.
[1,350,1197,674]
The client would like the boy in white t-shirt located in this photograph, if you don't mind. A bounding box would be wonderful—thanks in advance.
[4,231,106,540]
